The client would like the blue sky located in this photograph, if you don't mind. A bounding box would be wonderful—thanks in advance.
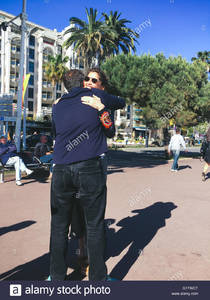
[1,0,209,61]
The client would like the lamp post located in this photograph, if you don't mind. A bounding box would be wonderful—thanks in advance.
[0,0,27,152]
[14,0,27,152]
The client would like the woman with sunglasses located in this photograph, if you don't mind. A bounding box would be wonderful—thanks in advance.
[73,68,118,277]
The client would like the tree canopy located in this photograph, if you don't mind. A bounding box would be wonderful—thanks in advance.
[102,53,209,128]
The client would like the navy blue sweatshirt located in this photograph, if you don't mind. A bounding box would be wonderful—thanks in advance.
[52,87,125,165]
[0,141,17,165]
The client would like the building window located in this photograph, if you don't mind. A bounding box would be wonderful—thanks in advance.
[43,81,47,88]
[29,35,35,47]
[10,88,15,95]
[57,45,62,54]
[28,101,33,111]
[29,75,34,85]
[47,92,52,99]
[29,48,34,60]
[29,61,34,72]
[43,54,48,61]
[42,81,52,87]
[56,93,61,99]
[10,87,18,95]
[42,92,52,100]
[42,103,51,108]
[42,92,47,99]
[11,60,19,66]
[28,88,34,98]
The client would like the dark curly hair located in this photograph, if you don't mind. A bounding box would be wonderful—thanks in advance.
[86,68,109,89]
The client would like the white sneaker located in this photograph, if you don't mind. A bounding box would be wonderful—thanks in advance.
[16,180,23,186]
[26,169,33,176]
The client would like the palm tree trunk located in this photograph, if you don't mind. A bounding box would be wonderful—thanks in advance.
[54,84,57,103]
[84,58,89,74]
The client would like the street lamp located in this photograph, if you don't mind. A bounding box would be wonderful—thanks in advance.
[0,0,28,152]
[15,0,27,153]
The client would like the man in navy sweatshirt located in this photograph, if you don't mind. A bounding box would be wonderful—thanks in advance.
[50,69,125,281]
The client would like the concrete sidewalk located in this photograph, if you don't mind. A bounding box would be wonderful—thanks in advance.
[0,154,209,281]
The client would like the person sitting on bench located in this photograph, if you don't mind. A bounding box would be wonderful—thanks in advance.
[34,135,53,173]
[0,136,33,186]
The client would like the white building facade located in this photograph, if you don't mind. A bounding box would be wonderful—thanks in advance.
[0,10,147,140]
[0,10,78,120]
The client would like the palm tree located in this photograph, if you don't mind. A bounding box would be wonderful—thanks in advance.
[43,54,69,101]
[63,8,112,72]
[102,11,139,58]
[63,8,139,72]
[192,51,210,72]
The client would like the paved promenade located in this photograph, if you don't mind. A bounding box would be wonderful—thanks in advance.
[0,148,209,281]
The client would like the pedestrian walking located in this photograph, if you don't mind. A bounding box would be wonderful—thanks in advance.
[168,128,187,172]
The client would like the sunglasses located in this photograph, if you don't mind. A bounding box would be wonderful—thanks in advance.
[84,76,100,84]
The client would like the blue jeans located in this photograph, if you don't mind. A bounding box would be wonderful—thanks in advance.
[172,150,180,170]
[40,154,53,172]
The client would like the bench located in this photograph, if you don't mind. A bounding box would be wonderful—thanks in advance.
[0,157,51,183]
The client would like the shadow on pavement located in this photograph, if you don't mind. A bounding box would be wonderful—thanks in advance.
[107,150,168,172]
[3,168,50,185]
[105,201,177,280]
[23,168,50,184]
[0,253,50,281]
[178,165,192,171]
[107,148,199,174]
[0,220,36,237]
[0,202,177,281]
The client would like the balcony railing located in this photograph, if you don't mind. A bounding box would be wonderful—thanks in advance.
[41,107,52,115]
